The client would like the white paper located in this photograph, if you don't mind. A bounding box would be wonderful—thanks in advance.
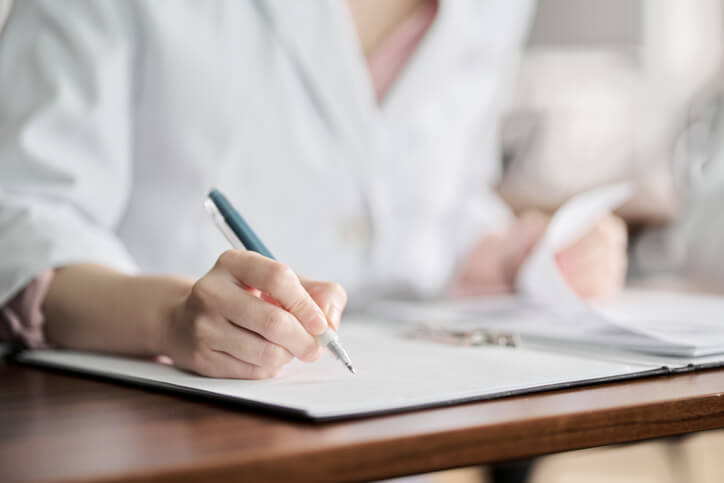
[17,318,655,419]
[593,289,724,349]
[371,288,724,358]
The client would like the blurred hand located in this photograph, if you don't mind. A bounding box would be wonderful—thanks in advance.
[555,213,628,299]
[164,250,347,379]
[452,211,628,300]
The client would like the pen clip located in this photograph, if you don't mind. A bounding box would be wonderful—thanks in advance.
[204,198,245,250]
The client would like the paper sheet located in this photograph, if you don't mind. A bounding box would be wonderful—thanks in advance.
[593,290,724,349]
[17,319,656,420]
[373,287,724,358]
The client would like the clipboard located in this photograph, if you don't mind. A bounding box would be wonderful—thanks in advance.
[14,317,697,422]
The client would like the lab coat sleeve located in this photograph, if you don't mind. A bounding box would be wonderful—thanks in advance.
[445,0,533,284]
[446,126,513,280]
[0,0,138,304]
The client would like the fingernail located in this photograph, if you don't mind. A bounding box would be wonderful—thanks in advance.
[326,304,341,330]
[308,312,328,335]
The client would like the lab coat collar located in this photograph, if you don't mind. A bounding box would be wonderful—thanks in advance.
[253,1,466,135]
[376,0,461,117]
[254,0,377,156]
[253,0,477,186]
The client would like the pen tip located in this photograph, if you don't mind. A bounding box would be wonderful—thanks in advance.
[346,364,356,375]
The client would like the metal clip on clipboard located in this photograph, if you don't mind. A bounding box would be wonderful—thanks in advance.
[411,326,521,348]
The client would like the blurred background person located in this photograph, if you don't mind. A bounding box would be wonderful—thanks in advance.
[0,0,625,377]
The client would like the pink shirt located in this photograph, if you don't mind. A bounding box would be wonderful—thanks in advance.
[365,0,438,101]
[0,1,438,349]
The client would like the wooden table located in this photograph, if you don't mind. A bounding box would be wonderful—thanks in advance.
[1,359,723,482]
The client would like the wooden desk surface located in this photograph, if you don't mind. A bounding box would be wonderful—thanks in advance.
[1,360,723,483]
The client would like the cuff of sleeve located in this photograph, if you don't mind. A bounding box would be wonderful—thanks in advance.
[0,198,139,304]
[1,269,54,349]
[446,192,513,286]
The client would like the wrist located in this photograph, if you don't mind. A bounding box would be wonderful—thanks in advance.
[135,275,193,356]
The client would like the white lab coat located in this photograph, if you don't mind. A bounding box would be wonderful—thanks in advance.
[0,0,532,305]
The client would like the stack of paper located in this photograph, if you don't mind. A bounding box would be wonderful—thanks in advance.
[378,289,724,359]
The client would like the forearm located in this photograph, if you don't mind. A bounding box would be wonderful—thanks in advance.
[42,264,192,356]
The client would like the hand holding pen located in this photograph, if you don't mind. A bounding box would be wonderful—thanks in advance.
[161,190,353,379]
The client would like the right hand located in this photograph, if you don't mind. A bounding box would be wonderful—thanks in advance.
[163,250,347,379]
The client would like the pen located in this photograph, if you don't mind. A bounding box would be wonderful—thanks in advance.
[204,188,356,374]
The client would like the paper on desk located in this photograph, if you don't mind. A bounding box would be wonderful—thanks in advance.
[16,319,657,420]
[592,290,724,349]
[371,288,724,358]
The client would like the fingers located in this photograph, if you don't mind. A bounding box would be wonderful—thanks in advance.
[556,214,628,300]
[216,250,329,335]
[190,273,321,361]
[165,313,281,379]
[558,247,626,298]
[198,350,279,380]
[601,214,628,247]
[169,309,304,379]
[177,250,348,379]
[239,294,323,362]
[212,320,294,369]
[299,277,347,330]
[581,214,627,253]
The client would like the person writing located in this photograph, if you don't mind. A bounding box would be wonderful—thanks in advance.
[0,0,626,379]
